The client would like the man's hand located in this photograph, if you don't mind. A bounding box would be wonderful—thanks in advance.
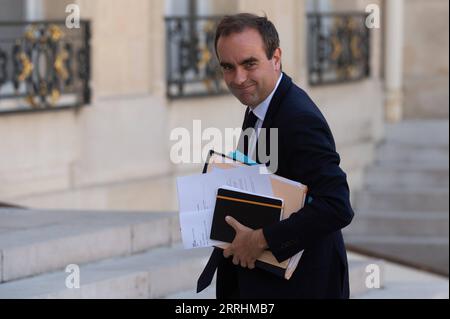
[223,216,268,269]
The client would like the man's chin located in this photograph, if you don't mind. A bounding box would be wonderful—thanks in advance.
[236,94,258,107]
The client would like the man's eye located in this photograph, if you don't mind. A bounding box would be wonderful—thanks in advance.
[245,62,257,68]
[222,65,233,71]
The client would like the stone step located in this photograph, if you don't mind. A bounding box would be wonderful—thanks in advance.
[376,141,449,157]
[344,235,449,276]
[354,258,449,299]
[165,255,385,299]
[168,281,216,299]
[383,120,449,148]
[345,211,449,237]
[0,245,212,299]
[373,144,449,168]
[356,280,449,299]
[0,208,180,283]
[355,188,449,212]
[364,166,449,189]
[372,159,449,171]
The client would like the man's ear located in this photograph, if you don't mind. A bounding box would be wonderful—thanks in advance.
[272,48,282,71]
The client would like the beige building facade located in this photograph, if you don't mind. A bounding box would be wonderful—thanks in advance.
[0,0,447,212]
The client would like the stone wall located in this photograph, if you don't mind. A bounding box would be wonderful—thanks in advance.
[0,0,385,211]
[403,0,449,118]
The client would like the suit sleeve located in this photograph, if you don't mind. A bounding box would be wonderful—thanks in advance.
[263,113,354,263]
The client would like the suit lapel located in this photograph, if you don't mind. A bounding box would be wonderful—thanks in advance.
[256,73,292,164]
[261,73,292,131]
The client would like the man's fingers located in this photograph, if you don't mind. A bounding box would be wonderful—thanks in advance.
[223,248,232,258]
[240,260,247,268]
[248,262,255,269]
[225,216,241,232]
[232,255,239,266]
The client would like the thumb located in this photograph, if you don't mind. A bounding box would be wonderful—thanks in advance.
[225,215,241,232]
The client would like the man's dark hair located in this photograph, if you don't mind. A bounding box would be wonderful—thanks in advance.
[214,13,280,60]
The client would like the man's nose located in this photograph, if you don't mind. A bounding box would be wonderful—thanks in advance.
[233,68,247,86]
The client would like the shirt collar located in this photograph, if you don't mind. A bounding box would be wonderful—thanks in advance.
[249,73,283,122]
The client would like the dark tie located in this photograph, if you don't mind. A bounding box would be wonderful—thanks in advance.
[196,247,223,293]
[242,108,259,131]
[196,108,259,294]
[239,108,259,156]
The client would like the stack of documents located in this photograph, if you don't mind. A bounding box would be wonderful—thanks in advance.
[176,150,308,280]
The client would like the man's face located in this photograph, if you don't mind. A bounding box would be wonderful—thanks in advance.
[216,28,282,108]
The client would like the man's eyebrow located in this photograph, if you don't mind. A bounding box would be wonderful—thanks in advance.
[220,62,233,68]
[239,57,259,65]
[220,57,259,68]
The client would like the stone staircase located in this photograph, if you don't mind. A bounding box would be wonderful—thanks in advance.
[344,119,449,276]
[0,208,210,298]
[165,255,384,299]
[0,208,383,299]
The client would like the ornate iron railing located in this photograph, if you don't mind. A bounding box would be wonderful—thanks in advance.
[307,12,370,86]
[0,20,91,114]
[165,16,228,99]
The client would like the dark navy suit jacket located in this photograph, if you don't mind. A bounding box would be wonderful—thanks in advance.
[215,73,354,299]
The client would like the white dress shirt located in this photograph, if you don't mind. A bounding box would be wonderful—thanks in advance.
[247,73,283,159]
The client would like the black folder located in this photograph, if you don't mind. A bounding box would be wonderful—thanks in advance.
[210,187,283,243]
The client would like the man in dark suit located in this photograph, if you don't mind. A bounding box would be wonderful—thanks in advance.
[197,13,354,299]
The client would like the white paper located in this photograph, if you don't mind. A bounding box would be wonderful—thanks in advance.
[179,209,224,249]
[176,164,274,249]
[176,164,273,213]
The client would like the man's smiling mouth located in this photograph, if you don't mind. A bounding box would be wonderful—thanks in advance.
[237,84,256,92]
